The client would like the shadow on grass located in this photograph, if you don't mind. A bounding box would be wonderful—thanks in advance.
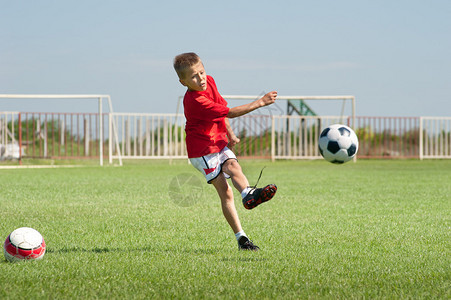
[46,247,129,254]
[2,247,266,263]
[45,246,224,255]
[221,257,267,262]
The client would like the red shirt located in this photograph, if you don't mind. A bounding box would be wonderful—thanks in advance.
[183,75,230,158]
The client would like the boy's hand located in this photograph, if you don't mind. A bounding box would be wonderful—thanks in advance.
[227,91,278,118]
[228,134,240,150]
[260,91,277,107]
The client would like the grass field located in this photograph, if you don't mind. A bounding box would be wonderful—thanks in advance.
[0,159,449,299]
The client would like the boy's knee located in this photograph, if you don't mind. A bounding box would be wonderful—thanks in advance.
[223,159,241,174]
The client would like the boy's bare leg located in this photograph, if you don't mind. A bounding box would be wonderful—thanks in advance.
[212,162,262,251]
[223,159,277,210]
[221,159,249,192]
[211,173,242,234]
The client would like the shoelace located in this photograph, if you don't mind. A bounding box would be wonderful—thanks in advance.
[250,166,266,189]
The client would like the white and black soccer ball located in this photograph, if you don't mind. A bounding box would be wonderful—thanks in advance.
[3,227,46,262]
[318,124,359,164]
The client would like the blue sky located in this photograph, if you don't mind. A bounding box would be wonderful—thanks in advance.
[1,0,450,116]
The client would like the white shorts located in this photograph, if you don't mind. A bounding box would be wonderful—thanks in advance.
[189,147,237,184]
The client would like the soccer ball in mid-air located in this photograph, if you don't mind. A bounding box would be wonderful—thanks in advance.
[318,124,359,164]
[3,227,46,262]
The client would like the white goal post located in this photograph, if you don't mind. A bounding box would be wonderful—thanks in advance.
[0,94,122,166]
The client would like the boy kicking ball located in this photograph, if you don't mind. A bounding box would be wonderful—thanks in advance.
[173,52,277,251]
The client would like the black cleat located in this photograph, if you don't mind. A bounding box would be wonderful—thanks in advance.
[238,236,260,251]
[242,184,277,210]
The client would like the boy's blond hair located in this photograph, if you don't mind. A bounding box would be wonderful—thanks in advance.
[173,52,201,79]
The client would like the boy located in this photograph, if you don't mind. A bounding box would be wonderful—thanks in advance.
[173,52,277,251]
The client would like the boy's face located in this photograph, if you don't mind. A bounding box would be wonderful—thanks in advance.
[179,61,207,92]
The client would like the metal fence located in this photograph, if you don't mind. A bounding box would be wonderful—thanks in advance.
[230,115,273,159]
[351,116,420,159]
[110,113,186,160]
[1,112,108,161]
[420,117,451,159]
[1,112,451,163]
[271,115,350,160]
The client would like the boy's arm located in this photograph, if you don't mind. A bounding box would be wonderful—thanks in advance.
[227,91,277,119]
[225,118,240,149]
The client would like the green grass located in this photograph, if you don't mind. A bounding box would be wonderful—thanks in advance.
[0,159,449,299]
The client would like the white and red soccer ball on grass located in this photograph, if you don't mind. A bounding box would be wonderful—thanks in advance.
[3,227,46,262]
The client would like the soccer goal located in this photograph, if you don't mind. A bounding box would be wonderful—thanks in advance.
[0,94,122,166]
[221,95,356,160]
